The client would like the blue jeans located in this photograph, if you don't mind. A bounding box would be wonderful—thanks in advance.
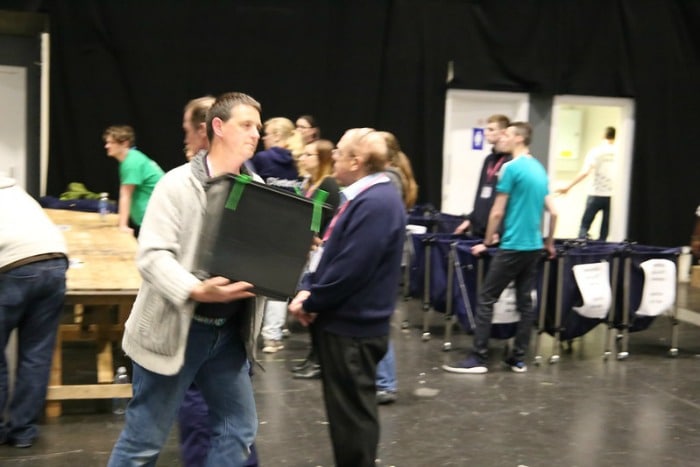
[375,341,396,392]
[108,319,257,467]
[473,250,540,358]
[0,258,67,444]
[578,195,611,241]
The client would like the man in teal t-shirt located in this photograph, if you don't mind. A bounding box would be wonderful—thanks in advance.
[443,122,558,375]
[104,125,164,237]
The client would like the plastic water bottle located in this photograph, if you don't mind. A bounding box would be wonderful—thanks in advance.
[98,192,109,220]
[112,366,130,415]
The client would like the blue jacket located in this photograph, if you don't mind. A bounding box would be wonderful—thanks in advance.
[251,146,298,184]
[302,180,406,337]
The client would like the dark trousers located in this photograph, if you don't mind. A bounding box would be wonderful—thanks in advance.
[178,385,211,467]
[128,218,141,239]
[578,195,610,241]
[178,386,259,466]
[316,328,388,467]
[473,250,540,358]
[306,322,319,365]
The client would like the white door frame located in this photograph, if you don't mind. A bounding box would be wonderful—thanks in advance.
[548,95,635,241]
[441,89,529,215]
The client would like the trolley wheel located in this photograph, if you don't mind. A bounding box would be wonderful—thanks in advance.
[668,348,679,357]
[603,351,611,361]
[548,354,560,364]
[422,303,430,311]
[616,351,629,360]
[442,342,452,351]
[421,332,431,342]
[533,355,543,366]
[401,320,410,330]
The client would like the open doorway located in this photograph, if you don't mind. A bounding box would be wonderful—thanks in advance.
[0,65,27,188]
[548,96,635,241]
[441,89,529,215]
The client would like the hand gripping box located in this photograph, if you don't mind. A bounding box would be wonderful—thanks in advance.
[197,174,332,300]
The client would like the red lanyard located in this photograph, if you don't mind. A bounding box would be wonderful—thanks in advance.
[486,156,506,182]
[322,200,350,242]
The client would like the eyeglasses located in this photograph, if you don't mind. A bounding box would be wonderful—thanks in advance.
[296,125,313,130]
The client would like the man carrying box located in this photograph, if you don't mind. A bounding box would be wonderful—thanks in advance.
[108,92,264,467]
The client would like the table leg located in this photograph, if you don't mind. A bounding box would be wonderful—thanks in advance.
[45,328,63,418]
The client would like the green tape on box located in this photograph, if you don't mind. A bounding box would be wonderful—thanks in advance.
[225,174,253,210]
[311,189,329,233]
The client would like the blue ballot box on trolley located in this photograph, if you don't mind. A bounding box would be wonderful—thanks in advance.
[197,174,332,300]
[607,243,680,359]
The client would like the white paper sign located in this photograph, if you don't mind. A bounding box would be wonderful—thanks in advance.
[492,282,520,324]
[572,262,611,319]
[635,259,676,317]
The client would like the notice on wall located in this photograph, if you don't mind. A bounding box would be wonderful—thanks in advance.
[472,128,485,151]
[635,259,676,317]
[572,262,611,319]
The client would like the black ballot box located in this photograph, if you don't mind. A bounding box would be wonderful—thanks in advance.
[198,174,332,300]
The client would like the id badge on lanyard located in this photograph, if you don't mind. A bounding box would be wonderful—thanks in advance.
[308,246,324,273]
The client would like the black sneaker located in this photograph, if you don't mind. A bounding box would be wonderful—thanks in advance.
[442,354,488,374]
[504,356,527,373]
[376,390,398,405]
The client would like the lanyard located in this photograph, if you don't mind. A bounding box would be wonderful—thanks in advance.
[321,176,386,242]
[486,156,506,182]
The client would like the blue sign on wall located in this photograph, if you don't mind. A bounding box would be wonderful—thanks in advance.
[472,128,485,150]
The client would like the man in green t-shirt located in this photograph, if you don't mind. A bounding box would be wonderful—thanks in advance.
[103,125,164,237]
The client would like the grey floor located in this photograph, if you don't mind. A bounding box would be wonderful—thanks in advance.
[2,284,700,467]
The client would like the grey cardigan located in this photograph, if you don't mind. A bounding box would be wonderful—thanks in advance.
[121,156,264,375]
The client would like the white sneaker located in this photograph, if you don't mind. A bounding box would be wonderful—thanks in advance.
[262,339,284,353]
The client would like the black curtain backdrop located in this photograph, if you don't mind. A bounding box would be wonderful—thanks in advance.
[6,0,699,247]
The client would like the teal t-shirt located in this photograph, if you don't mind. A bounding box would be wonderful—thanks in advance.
[119,148,164,226]
[496,155,549,251]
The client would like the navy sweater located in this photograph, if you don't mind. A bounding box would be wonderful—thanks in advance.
[302,181,406,337]
[468,151,511,236]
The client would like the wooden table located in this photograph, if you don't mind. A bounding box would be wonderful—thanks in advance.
[44,209,140,417]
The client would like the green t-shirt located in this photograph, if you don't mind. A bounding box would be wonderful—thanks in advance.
[119,148,164,226]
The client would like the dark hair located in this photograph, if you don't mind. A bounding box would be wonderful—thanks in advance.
[103,125,135,146]
[297,114,317,128]
[297,114,320,141]
[206,92,261,142]
[605,126,616,140]
[508,121,533,146]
